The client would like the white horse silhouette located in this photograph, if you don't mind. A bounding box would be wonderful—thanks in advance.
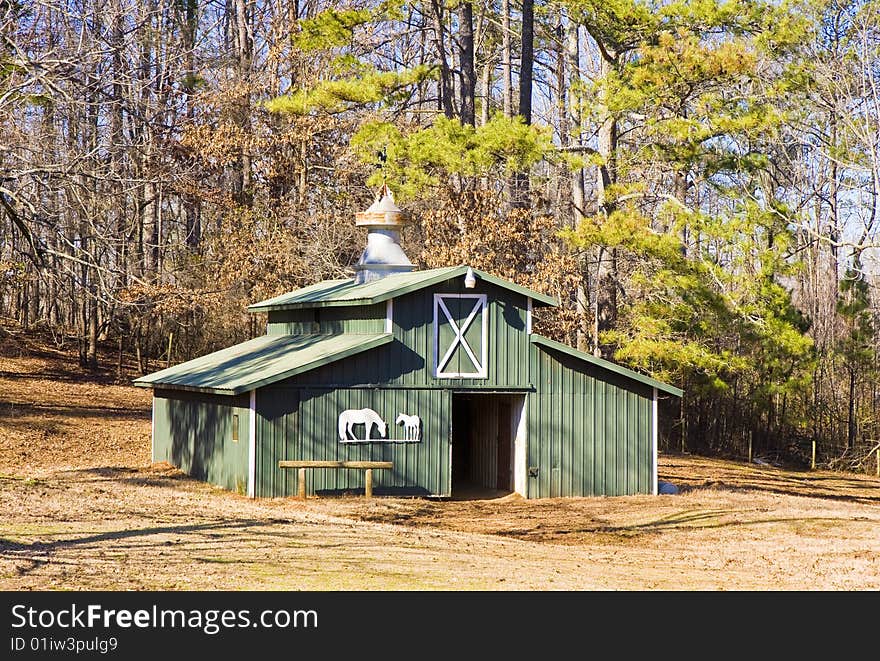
[395,413,421,441]
[338,408,387,441]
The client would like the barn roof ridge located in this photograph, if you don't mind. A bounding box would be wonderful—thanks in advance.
[246,265,558,312]
[530,334,683,397]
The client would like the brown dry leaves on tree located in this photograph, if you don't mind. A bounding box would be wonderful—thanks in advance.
[414,189,582,342]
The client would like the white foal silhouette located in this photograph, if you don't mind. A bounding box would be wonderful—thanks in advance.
[395,413,421,441]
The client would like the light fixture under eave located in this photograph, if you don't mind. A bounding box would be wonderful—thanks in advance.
[464,267,476,289]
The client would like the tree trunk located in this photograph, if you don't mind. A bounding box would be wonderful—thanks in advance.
[234,0,253,206]
[554,17,566,203]
[146,181,159,276]
[501,0,512,118]
[430,0,455,118]
[480,56,491,126]
[88,291,98,370]
[829,126,840,308]
[459,2,475,126]
[593,52,619,356]
[847,366,856,451]
[512,0,535,207]
[183,0,201,247]
[518,0,534,124]
[564,18,585,222]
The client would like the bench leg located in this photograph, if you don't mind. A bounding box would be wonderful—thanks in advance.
[364,469,373,498]
[298,468,306,500]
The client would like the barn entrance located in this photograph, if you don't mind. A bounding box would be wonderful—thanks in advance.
[451,393,526,499]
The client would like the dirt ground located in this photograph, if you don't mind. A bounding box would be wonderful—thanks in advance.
[1,326,879,590]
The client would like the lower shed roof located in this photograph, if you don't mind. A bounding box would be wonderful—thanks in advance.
[530,334,682,397]
[133,332,393,396]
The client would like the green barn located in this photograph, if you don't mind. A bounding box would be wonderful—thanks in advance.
[135,188,681,499]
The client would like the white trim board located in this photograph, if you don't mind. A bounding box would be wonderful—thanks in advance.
[652,387,658,496]
[340,439,421,445]
[150,397,156,462]
[248,389,257,498]
[514,394,528,497]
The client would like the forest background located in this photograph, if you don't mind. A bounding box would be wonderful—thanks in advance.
[1,0,878,470]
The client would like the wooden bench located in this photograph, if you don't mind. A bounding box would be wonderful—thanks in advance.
[278,460,393,499]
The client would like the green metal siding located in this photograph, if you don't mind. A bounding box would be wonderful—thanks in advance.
[152,389,250,494]
[528,343,654,498]
[266,304,385,335]
[255,386,451,497]
[265,308,313,335]
[253,388,299,498]
[281,278,531,389]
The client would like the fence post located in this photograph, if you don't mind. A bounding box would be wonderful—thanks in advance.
[166,332,173,369]
[365,469,373,498]
[811,440,816,471]
[681,411,687,454]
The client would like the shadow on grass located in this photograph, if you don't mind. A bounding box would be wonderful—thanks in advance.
[0,400,149,421]
[671,479,880,505]
[598,512,854,537]
[54,466,195,486]
[0,519,288,577]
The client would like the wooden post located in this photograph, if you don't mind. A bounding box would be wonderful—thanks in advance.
[681,416,686,454]
[298,468,306,500]
[117,333,124,380]
[811,440,816,471]
[364,469,373,498]
[748,432,753,465]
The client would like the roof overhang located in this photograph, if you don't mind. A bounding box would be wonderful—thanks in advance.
[247,265,557,312]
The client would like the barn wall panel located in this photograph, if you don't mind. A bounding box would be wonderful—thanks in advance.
[528,344,654,497]
[152,389,250,493]
[256,386,451,497]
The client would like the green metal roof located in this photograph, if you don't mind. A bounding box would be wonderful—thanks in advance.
[530,334,683,397]
[133,333,393,395]
[247,265,558,312]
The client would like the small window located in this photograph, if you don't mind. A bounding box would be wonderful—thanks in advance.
[433,293,488,378]
[232,414,240,442]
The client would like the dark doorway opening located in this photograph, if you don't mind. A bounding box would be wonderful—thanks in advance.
[451,393,523,499]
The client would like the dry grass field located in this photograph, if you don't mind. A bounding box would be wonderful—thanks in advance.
[1,327,879,590]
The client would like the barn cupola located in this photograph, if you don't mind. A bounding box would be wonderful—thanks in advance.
[353,185,415,284]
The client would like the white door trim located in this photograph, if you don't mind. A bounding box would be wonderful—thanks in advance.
[514,394,528,497]
[652,387,658,496]
[248,389,257,498]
